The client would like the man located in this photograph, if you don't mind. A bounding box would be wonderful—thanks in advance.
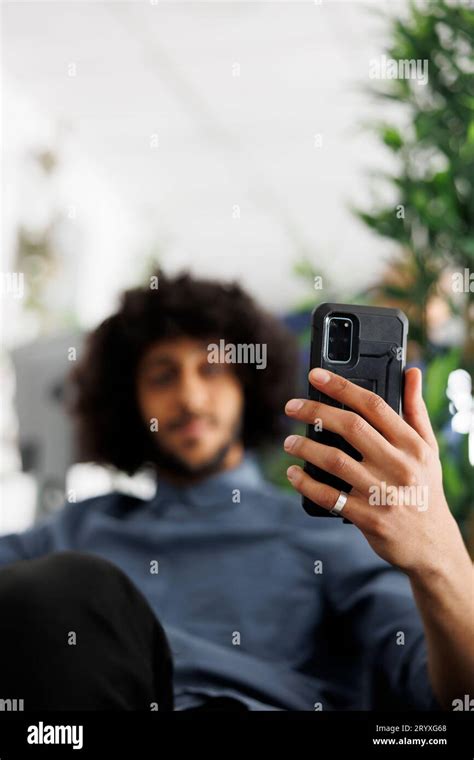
[0,271,472,711]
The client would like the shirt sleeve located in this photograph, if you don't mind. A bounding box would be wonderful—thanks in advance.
[325,526,442,711]
[0,517,57,568]
[0,493,120,569]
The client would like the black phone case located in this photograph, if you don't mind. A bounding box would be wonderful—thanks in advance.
[302,303,408,520]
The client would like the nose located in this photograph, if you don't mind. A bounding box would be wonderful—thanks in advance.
[174,369,209,412]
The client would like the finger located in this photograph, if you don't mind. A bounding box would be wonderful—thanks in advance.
[285,398,395,462]
[403,368,438,452]
[309,368,419,449]
[286,464,372,527]
[283,434,375,496]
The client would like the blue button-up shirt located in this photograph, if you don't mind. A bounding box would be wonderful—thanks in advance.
[0,453,440,711]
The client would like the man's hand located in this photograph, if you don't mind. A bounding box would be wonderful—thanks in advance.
[283,366,474,708]
[283,366,466,577]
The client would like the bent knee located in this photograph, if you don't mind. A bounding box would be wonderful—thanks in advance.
[0,551,127,617]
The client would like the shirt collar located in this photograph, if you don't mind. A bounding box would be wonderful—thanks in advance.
[151,451,265,512]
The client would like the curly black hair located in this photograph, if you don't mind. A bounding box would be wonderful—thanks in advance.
[68,269,300,475]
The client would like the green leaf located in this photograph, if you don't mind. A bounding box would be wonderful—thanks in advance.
[381,126,404,151]
[424,348,461,426]
[467,121,474,145]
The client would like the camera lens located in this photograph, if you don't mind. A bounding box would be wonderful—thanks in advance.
[326,317,353,363]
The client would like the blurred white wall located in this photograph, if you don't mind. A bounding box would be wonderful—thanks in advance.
[1,0,406,328]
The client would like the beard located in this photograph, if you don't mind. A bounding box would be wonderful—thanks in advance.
[151,417,243,482]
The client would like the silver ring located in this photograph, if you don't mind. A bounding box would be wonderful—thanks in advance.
[330,490,348,516]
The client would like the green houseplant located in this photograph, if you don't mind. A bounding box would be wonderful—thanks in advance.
[355,0,474,545]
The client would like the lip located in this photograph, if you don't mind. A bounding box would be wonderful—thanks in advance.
[176,420,210,436]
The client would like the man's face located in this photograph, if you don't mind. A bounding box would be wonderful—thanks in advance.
[136,336,244,478]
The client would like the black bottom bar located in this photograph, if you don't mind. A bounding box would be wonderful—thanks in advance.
[0,710,472,759]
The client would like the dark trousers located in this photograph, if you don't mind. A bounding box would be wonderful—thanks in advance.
[0,551,175,710]
[0,551,248,711]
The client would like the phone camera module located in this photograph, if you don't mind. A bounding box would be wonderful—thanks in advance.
[325,317,353,364]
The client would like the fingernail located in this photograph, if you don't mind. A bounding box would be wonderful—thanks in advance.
[285,399,304,413]
[283,435,298,451]
[287,465,300,482]
[310,368,330,385]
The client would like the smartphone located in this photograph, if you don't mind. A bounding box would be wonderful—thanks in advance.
[302,303,408,520]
